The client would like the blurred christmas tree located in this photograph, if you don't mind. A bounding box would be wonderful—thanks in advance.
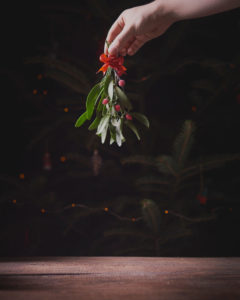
[0,0,240,256]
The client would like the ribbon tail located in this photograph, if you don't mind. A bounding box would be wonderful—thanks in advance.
[96,64,109,74]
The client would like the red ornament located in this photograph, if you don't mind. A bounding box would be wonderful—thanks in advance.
[118,79,125,87]
[125,114,132,120]
[102,98,109,105]
[197,194,207,205]
[43,152,52,171]
[97,53,127,76]
[114,104,121,112]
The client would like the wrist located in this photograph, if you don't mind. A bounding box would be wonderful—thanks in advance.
[151,0,182,23]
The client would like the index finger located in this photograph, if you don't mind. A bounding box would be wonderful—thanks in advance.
[104,15,124,54]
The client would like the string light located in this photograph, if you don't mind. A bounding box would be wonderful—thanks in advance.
[37,74,43,80]
[8,199,221,223]
[60,156,66,163]
[33,89,38,95]
[64,107,69,112]
[192,106,197,112]
[19,173,25,180]
[43,90,48,96]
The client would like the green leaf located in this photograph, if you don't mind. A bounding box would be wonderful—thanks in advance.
[86,83,102,120]
[104,73,112,95]
[96,114,110,134]
[75,111,88,127]
[88,115,101,131]
[132,112,150,128]
[97,92,105,112]
[110,137,115,145]
[125,120,141,140]
[115,119,124,147]
[116,86,133,110]
[109,124,116,145]
[102,104,107,116]
[101,122,108,144]
[108,80,114,100]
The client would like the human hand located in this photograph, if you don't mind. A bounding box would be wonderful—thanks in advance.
[105,1,177,56]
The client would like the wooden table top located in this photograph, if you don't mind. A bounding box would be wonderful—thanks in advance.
[0,257,240,300]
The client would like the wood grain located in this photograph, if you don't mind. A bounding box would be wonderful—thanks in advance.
[0,257,239,300]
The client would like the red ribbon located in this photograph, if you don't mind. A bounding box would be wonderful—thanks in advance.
[97,53,127,76]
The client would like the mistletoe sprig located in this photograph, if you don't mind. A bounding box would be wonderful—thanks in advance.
[75,51,150,147]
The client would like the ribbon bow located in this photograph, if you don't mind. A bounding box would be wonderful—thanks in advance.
[97,53,127,76]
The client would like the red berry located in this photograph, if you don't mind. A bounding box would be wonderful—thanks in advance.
[114,104,121,112]
[125,114,132,120]
[118,80,125,87]
[102,98,109,105]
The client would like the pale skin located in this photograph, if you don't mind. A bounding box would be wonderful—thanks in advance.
[105,0,240,56]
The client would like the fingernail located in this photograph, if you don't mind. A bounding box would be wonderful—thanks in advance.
[108,47,115,56]
[128,48,133,55]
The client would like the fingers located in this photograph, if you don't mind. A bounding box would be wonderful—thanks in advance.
[104,17,124,54]
[119,36,135,56]
[108,25,133,56]
[127,38,147,56]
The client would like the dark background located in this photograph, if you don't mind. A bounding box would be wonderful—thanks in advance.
[0,0,240,256]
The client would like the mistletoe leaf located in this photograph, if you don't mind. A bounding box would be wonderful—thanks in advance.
[115,119,124,147]
[110,137,115,145]
[88,115,101,131]
[104,73,112,95]
[96,114,110,134]
[102,104,107,116]
[101,122,109,144]
[109,125,116,145]
[97,92,106,112]
[75,111,88,127]
[116,86,132,110]
[125,120,141,140]
[108,80,114,100]
[132,112,150,128]
[86,83,102,120]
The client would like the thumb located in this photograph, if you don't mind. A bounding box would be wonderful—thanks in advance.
[108,26,133,56]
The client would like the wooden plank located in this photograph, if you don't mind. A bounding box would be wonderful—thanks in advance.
[0,257,239,300]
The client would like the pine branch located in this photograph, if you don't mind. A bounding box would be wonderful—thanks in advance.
[180,153,240,181]
[156,155,178,176]
[141,199,161,235]
[121,155,156,167]
[173,120,195,169]
[135,176,170,186]
[168,210,215,223]
[45,69,88,94]
[27,116,69,149]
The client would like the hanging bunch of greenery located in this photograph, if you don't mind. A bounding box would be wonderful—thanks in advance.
[75,50,150,146]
